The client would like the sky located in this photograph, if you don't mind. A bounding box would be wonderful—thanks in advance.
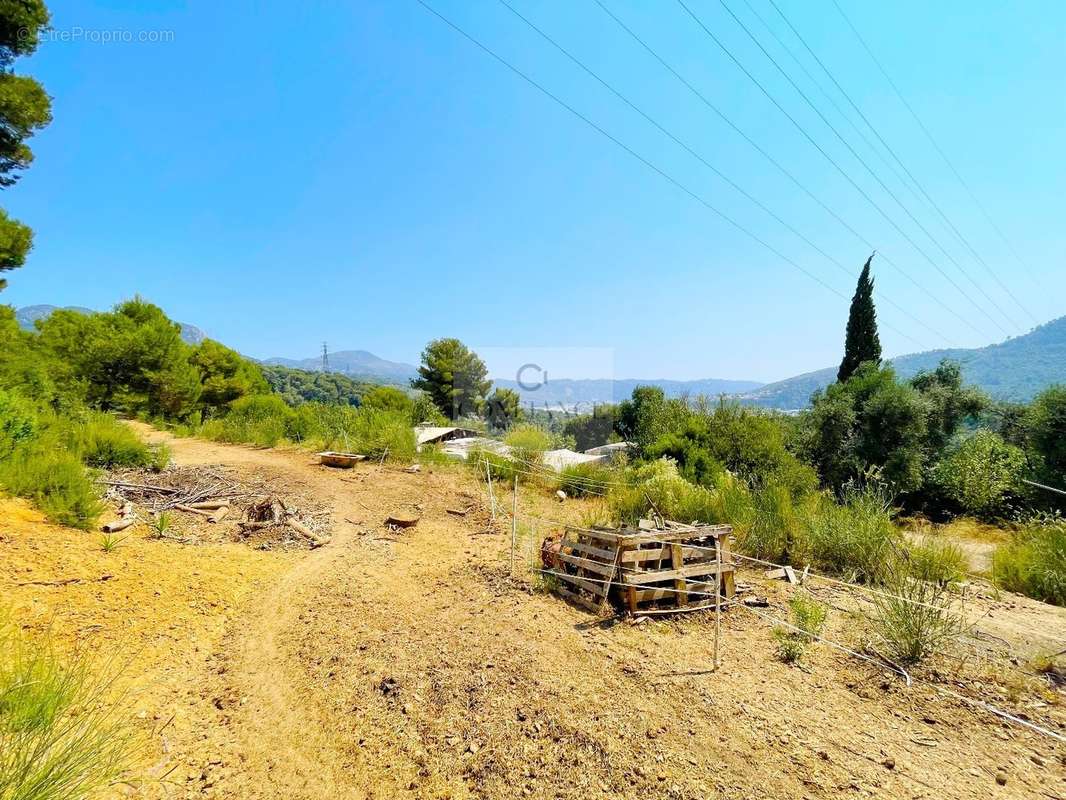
[3,0,1064,382]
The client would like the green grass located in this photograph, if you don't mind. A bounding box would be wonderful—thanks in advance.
[801,486,898,583]
[63,412,153,469]
[773,592,828,664]
[555,462,620,499]
[99,532,128,553]
[0,627,135,800]
[190,397,417,462]
[149,511,173,539]
[0,448,103,530]
[868,560,965,664]
[902,535,968,585]
[992,519,1066,606]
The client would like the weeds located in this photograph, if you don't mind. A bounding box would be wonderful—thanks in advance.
[99,532,128,553]
[773,593,828,663]
[149,511,172,539]
[992,518,1066,606]
[0,627,135,800]
[0,449,103,530]
[803,485,897,583]
[902,535,968,585]
[64,412,152,468]
[868,560,965,664]
[556,462,619,499]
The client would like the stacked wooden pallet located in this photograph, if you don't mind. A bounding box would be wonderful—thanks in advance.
[550,520,735,615]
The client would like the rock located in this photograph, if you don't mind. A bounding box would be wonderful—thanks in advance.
[555,490,566,502]
[467,742,480,755]
[1029,754,1046,767]
[882,757,895,770]
[401,702,413,715]
[516,708,527,722]
[995,771,1007,786]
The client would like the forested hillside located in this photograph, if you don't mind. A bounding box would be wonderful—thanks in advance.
[742,316,1066,409]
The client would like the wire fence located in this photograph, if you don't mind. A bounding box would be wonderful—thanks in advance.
[475,457,1066,744]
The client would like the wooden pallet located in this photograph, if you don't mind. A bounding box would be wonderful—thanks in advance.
[552,520,734,615]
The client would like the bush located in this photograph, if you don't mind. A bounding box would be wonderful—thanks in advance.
[992,519,1066,606]
[345,408,416,461]
[902,535,967,585]
[64,412,153,468]
[0,449,103,530]
[932,430,1025,518]
[869,561,964,664]
[606,459,718,526]
[0,389,37,460]
[504,424,552,467]
[803,485,898,583]
[556,462,619,499]
[0,626,134,800]
[209,395,294,447]
[773,593,828,663]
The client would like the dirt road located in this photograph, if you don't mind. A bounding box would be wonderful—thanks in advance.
[112,427,1065,798]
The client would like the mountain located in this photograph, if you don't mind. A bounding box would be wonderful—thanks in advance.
[262,350,418,384]
[740,315,1066,409]
[494,377,765,409]
[16,304,207,346]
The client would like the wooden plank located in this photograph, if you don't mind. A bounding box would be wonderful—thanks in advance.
[555,585,602,613]
[621,545,714,564]
[563,538,617,562]
[556,572,608,597]
[622,561,732,584]
[572,528,623,545]
[718,536,735,598]
[784,565,799,586]
[617,526,732,547]
[671,543,686,608]
[558,552,615,577]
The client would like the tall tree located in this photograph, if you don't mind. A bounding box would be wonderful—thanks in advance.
[0,0,52,290]
[411,338,490,420]
[837,254,881,383]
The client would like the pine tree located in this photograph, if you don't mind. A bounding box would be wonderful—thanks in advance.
[837,254,882,383]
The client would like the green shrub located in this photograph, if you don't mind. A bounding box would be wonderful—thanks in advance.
[345,408,416,461]
[470,447,521,486]
[504,424,552,468]
[992,519,1066,606]
[0,626,135,800]
[64,412,153,468]
[932,430,1025,518]
[0,389,37,460]
[773,593,828,663]
[556,462,620,499]
[208,395,294,447]
[606,459,718,526]
[902,535,967,585]
[0,449,103,530]
[803,485,898,583]
[869,562,964,664]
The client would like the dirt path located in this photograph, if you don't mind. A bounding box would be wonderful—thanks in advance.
[126,426,1064,800]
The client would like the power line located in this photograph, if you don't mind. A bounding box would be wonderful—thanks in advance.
[414,1,869,327]
[764,0,1039,328]
[830,0,1044,299]
[493,0,938,350]
[680,0,1014,339]
[591,0,968,348]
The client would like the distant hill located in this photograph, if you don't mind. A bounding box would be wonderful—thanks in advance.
[494,377,765,409]
[262,350,417,385]
[740,315,1066,409]
[16,304,207,346]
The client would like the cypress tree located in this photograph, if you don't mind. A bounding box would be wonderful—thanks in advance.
[837,253,882,383]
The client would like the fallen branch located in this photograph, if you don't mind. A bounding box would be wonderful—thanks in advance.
[16,574,114,588]
[102,517,135,533]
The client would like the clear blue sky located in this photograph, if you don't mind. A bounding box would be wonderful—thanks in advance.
[4,0,1064,382]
